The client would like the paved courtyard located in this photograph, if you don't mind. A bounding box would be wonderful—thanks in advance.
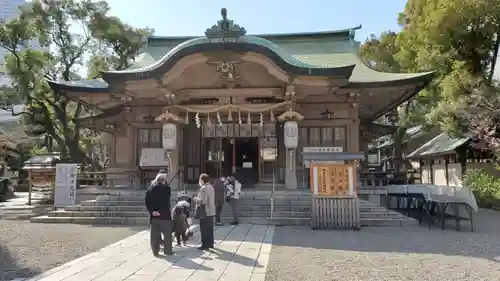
[266,209,500,281]
[16,209,500,281]
[26,224,273,281]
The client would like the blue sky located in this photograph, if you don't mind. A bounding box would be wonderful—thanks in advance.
[105,0,407,42]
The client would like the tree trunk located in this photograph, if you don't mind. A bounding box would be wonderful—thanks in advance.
[488,32,500,86]
[392,126,406,172]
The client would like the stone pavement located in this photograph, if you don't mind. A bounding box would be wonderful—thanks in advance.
[25,224,274,281]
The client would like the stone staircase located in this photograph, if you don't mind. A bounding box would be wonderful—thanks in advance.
[30,190,311,225]
[30,189,417,227]
[359,200,417,226]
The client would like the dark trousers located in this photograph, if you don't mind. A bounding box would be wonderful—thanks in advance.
[228,198,239,222]
[150,218,173,255]
[199,215,214,249]
[215,203,223,223]
[174,231,188,245]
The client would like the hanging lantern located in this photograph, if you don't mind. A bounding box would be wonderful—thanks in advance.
[238,111,242,124]
[259,112,264,127]
[162,123,177,150]
[247,112,251,125]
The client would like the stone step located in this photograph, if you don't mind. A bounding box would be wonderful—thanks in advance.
[95,194,312,201]
[47,210,311,218]
[0,205,53,220]
[360,218,418,227]
[74,202,390,213]
[96,195,312,202]
[30,215,310,226]
[80,199,312,207]
[359,206,394,212]
[359,211,409,218]
[64,205,312,212]
[31,215,415,227]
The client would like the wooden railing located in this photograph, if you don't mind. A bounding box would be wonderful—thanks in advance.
[77,171,106,186]
[359,171,420,191]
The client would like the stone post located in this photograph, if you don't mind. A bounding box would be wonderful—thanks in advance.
[168,146,180,190]
[285,148,298,189]
[284,120,299,189]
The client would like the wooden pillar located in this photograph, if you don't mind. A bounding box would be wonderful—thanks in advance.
[444,156,449,186]
[429,159,434,184]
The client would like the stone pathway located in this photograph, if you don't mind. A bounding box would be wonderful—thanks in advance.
[25,224,274,281]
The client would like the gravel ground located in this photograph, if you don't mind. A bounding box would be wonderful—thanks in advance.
[0,220,145,281]
[266,209,500,281]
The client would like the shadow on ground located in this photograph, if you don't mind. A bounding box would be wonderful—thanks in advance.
[269,209,500,262]
[89,224,148,232]
[0,244,41,280]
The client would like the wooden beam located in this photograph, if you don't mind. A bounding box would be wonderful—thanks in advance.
[177,87,283,97]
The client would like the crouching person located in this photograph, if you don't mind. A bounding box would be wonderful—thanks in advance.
[172,200,191,246]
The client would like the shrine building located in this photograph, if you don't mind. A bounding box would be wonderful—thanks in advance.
[47,9,434,190]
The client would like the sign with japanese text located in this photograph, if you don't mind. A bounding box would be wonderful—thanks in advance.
[54,163,78,208]
[310,163,356,197]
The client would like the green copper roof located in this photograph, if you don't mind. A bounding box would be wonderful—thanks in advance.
[147,25,362,42]
[406,133,470,159]
[123,47,432,86]
[47,7,434,112]
[111,36,349,75]
[100,9,358,81]
[130,28,433,86]
[376,125,424,149]
[46,78,109,92]
[293,53,434,84]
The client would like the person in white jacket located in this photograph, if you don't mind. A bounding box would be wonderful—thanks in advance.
[224,175,241,225]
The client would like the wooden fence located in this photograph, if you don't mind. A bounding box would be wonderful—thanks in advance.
[311,196,360,230]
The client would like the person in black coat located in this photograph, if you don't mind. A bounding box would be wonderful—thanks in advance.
[145,172,173,256]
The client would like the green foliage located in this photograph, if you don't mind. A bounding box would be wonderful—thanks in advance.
[397,0,500,129]
[0,0,151,164]
[359,31,402,73]
[360,0,500,155]
[464,169,500,208]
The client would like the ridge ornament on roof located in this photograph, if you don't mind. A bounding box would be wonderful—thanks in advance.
[205,8,247,39]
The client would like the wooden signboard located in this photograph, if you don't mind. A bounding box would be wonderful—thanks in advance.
[309,163,356,197]
[31,170,55,187]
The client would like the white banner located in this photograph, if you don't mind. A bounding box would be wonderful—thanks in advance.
[54,163,78,208]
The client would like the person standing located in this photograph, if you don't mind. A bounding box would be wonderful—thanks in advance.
[214,176,226,226]
[225,175,241,225]
[194,173,215,250]
[145,172,173,256]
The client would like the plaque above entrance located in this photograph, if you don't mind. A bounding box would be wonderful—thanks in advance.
[202,123,276,138]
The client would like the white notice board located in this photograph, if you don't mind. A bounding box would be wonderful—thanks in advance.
[140,148,170,167]
[54,163,78,208]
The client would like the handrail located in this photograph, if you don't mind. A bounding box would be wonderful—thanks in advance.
[271,167,275,220]
[167,169,182,190]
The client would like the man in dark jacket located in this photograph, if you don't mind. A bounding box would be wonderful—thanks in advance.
[213,177,226,226]
[145,172,173,256]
